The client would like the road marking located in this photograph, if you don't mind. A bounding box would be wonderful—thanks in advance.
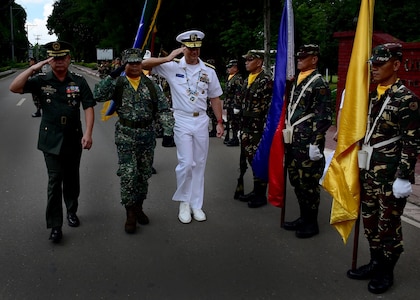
[402,216,420,228]
[17,98,26,106]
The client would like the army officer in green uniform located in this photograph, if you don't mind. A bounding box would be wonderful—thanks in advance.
[9,41,95,243]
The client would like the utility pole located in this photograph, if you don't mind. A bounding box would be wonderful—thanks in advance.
[26,24,37,59]
[34,35,42,60]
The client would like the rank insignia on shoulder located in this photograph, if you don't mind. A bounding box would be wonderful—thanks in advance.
[204,62,215,69]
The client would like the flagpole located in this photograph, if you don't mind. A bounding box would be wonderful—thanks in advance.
[280,79,293,227]
[351,211,361,269]
[280,165,287,227]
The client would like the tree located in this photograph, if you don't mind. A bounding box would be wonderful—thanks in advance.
[0,0,27,64]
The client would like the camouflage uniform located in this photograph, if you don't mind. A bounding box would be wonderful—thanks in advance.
[360,79,420,260]
[224,69,243,143]
[236,70,273,204]
[94,74,174,207]
[285,69,332,225]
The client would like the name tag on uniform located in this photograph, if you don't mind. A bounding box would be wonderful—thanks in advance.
[385,105,398,111]
[176,73,184,78]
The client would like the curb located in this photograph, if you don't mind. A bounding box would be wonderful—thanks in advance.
[0,70,15,78]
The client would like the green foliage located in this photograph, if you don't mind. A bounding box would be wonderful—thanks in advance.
[2,0,420,71]
[0,1,28,63]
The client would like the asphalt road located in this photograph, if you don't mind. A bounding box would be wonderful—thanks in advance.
[0,68,419,299]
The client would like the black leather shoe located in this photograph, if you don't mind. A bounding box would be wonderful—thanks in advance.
[32,111,41,117]
[223,138,230,144]
[49,227,62,243]
[67,213,80,227]
[226,139,239,147]
[347,260,378,280]
[248,196,267,208]
[283,217,304,231]
[238,192,255,202]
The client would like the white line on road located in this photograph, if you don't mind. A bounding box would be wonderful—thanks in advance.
[17,98,26,106]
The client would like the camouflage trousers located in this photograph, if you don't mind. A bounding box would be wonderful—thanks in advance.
[225,108,240,139]
[239,131,263,177]
[286,153,324,210]
[361,170,407,258]
[115,124,156,207]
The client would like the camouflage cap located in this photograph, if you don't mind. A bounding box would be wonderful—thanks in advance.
[44,41,72,57]
[176,30,205,48]
[226,59,238,68]
[122,48,143,63]
[296,44,320,58]
[242,50,264,60]
[369,43,403,64]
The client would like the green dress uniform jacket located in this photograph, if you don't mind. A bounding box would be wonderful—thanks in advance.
[23,71,96,154]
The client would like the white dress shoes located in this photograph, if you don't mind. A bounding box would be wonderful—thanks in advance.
[192,208,207,222]
[178,202,192,224]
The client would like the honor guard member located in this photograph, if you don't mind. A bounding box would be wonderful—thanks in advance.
[347,43,420,294]
[282,44,332,238]
[224,59,243,146]
[94,48,174,234]
[235,50,273,208]
[142,30,224,224]
[9,41,95,243]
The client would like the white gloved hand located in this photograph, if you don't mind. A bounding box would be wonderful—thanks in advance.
[309,144,323,161]
[392,178,412,198]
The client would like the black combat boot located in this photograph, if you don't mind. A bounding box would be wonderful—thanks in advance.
[238,191,255,202]
[125,205,137,234]
[226,138,239,147]
[234,178,245,199]
[134,200,149,225]
[162,136,176,147]
[368,254,398,294]
[283,217,304,231]
[248,180,267,208]
[283,205,304,231]
[347,249,380,280]
[295,208,319,238]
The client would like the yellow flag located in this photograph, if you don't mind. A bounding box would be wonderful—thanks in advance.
[322,0,375,243]
[100,101,118,121]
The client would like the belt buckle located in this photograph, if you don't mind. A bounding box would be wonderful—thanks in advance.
[61,116,67,125]
[193,112,199,117]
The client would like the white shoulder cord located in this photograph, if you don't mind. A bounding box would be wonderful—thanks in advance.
[364,85,405,145]
[286,74,321,127]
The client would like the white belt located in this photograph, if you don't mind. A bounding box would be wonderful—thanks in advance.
[283,113,315,144]
[174,110,206,117]
[361,136,401,170]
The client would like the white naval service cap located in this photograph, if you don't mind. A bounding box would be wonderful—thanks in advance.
[176,30,205,48]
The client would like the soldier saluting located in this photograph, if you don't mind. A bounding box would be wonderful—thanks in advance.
[9,41,95,243]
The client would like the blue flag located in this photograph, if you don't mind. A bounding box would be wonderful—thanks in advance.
[105,0,162,117]
[252,0,294,181]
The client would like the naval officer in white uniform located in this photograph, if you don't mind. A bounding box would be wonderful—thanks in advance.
[142,30,224,224]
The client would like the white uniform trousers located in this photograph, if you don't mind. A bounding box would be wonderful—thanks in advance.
[172,111,209,209]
